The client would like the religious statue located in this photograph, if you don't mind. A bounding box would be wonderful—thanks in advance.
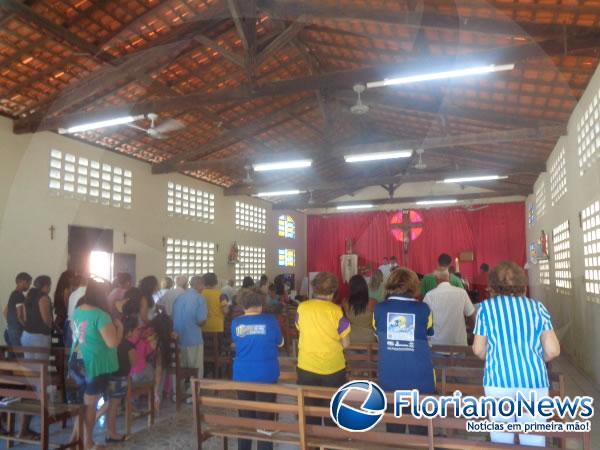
[340,238,358,283]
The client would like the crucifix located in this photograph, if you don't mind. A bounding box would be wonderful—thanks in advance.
[390,209,424,261]
[49,225,55,240]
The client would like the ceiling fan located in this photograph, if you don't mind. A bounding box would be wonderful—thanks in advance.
[350,84,370,115]
[126,113,185,139]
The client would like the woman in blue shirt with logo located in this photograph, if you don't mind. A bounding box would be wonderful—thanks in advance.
[232,288,283,450]
[473,261,560,447]
[373,267,434,435]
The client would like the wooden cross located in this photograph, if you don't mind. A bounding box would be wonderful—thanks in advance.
[49,225,55,240]
[390,210,423,259]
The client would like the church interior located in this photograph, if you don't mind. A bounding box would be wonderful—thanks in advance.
[0,0,600,449]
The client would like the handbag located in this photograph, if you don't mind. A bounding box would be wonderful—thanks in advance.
[68,345,86,386]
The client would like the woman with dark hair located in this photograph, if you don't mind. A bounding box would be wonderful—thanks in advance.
[53,270,74,343]
[374,267,433,435]
[258,274,269,294]
[473,261,560,447]
[368,269,385,303]
[70,279,123,449]
[22,275,53,358]
[241,276,255,289]
[139,276,159,323]
[342,275,376,343]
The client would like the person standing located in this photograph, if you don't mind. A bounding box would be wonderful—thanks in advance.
[53,270,74,346]
[296,272,350,424]
[420,253,465,296]
[423,269,475,346]
[473,262,560,447]
[201,273,229,333]
[172,276,208,386]
[156,275,188,316]
[21,275,53,358]
[3,272,31,347]
[342,275,376,344]
[378,257,391,281]
[232,288,283,450]
[472,263,491,302]
[70,280,123,449]
[108,273,133,311]
[374,267,434,435]
[368,269,385,303]
[220,279,236,304]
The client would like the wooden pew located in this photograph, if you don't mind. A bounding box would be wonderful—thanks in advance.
[192,379,591,450]
[203,332,232,379]
[0,360,83,450]
[166,338,197,411]
[192,378,306,449]
[124,373,155,436]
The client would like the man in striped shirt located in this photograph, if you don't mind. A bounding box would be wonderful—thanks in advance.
[473,261,560,447]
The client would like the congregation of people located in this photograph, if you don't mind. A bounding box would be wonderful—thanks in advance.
[3,252,561,449]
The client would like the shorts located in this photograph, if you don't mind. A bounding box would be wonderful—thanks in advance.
[106,376,128,399]
[85,373,111,396]
[69,373,111,405]
[181,344,204,377]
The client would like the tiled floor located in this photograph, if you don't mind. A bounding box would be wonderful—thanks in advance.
[3,356,599,449]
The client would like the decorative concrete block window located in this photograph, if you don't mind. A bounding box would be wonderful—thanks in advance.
[49,149,132,208]
[552,220,572,293]
[235,245,266,286]
[549,146,567,206]
[165,238,215,277]
[577,90,600,175]
[535,179,546,219]
[582,200,600,301]
[235,201,266,233]
[539,259,550,286]
[167,182,215,223]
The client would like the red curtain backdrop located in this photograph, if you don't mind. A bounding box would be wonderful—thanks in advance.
[307,202,526,284]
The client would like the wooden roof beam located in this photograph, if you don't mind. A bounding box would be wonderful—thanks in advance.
[273,190,529,211]
[0,0,113,62]
[193,34,246,68]
[15,36,575,134]
[224,165,541,197]
[152,96,317,174]
[253,19,306,68]
[260,0,596,37]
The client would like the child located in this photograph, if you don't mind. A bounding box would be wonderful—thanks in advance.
[102,315,137,442]
[232,288,283,450]
[149,308,173,412]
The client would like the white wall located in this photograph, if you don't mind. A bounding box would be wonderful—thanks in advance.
[526,64,600,383]
[0,117,307,331]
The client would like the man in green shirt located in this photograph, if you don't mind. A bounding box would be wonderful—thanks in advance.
[420,253,465,297]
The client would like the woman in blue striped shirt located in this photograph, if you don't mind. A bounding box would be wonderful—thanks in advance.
[473,261,560,447]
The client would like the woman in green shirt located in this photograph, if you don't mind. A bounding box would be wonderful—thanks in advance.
[71,280,123,449]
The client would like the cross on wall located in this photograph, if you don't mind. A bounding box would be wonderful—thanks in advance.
[390,210,423,259]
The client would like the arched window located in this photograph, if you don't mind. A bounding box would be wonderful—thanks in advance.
[278,215,295,239]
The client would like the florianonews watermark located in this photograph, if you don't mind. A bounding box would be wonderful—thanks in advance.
[329,381,594,433]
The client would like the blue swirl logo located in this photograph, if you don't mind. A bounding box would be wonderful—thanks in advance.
[330,380,387,432]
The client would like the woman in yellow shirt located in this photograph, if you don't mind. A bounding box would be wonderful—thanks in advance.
[201,273,229,333]
[296,272,350,424]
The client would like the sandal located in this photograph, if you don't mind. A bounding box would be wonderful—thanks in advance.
[105,435,127,443]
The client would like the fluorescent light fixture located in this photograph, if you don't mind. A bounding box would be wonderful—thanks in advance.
[344,150,413,163]
[255,190,305,197]
[336,204,374,210]
[440,175,508,183]
[416,199,458,205]
[253,159,312,172]
[366,64,515,89]
[58,115,143,134]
